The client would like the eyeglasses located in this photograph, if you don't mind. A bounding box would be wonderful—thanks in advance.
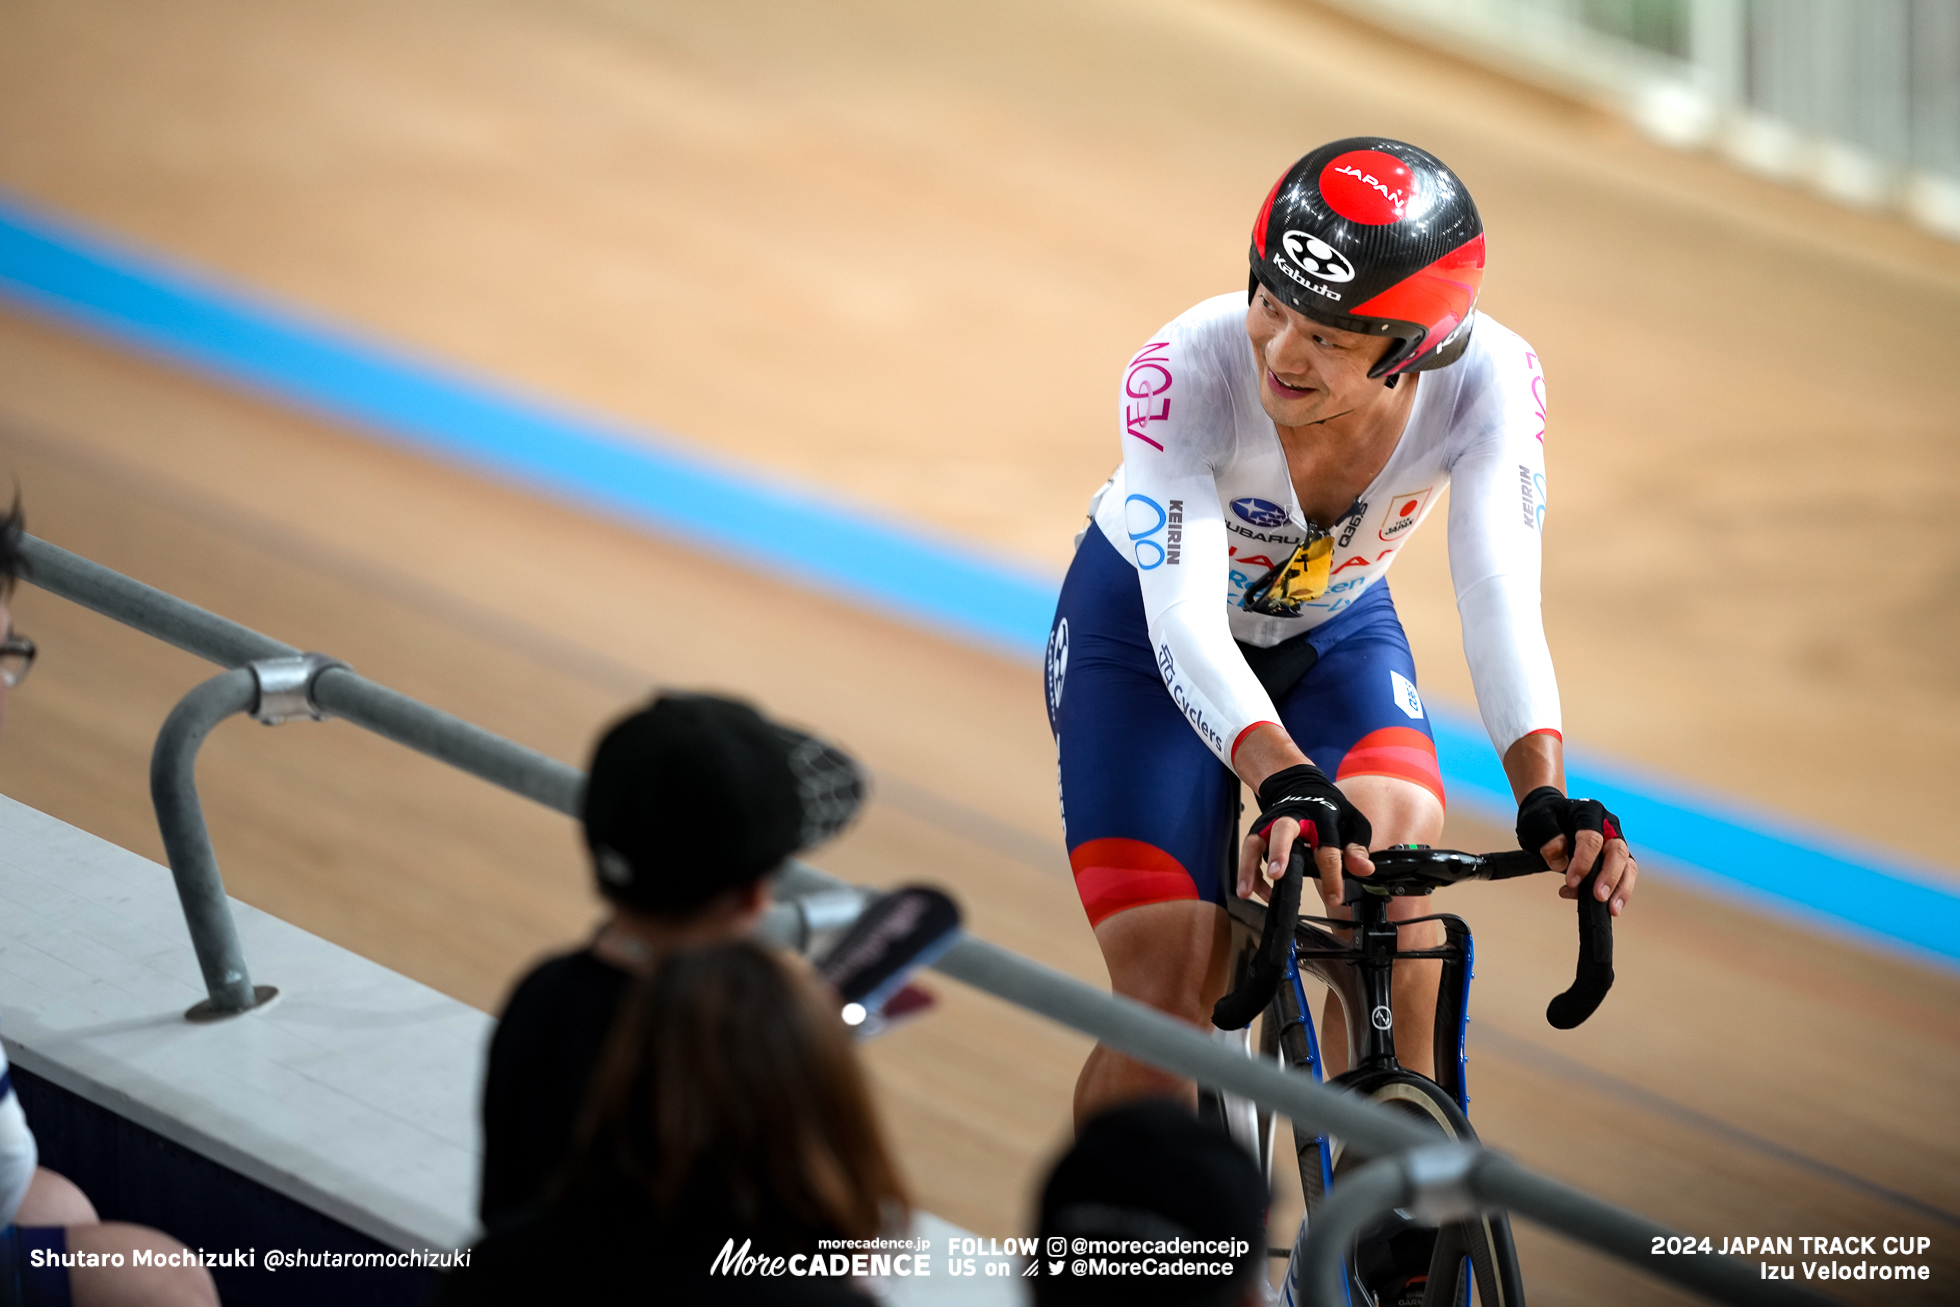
[0,633,33,689]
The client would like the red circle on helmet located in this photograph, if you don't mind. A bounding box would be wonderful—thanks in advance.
[1319,150,1417,225]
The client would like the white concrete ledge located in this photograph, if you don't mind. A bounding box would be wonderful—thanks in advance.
[0,793,487,1250]
[0,794,1018,1303]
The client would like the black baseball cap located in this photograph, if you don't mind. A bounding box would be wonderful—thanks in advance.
[581,692,864,915]
[1036,1100,1267,1306]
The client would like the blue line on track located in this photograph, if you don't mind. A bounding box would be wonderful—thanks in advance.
[1432,710,1960,966]
[1,191,1955,964]
[0,195,1056,659]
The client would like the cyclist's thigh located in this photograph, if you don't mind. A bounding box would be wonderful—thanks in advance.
[1281,581,1444,822]
[1048,524,1238,930]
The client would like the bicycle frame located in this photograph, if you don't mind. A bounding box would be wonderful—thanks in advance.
[1212,845,1588,1307]
[1226,890,1478,1188]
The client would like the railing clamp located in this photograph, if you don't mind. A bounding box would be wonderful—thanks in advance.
[1401,1143,1484,1224]
[249,654,349,725]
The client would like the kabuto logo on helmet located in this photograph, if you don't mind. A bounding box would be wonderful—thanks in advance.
[1280,230,1354,284]
[1249,137,1486,380]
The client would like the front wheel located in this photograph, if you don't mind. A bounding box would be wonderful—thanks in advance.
[1306,1068,1525,1307]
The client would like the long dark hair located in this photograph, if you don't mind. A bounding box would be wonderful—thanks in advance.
[563,940,907,1243]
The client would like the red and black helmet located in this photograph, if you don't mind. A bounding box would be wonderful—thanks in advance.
[1249,137,1485,379]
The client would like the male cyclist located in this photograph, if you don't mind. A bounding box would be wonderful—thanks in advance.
[1046,138,1636,1120]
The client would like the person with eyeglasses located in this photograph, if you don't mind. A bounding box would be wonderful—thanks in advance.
[0,501,218,1307]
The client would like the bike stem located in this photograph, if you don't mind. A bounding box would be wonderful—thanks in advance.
[1353,888,1402,1072]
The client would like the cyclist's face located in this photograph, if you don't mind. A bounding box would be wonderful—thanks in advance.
[1246,286,1395,427]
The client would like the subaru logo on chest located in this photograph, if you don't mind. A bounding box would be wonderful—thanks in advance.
[1230,497,1289,528]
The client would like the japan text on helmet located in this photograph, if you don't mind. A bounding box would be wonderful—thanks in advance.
[1248,137,1485,379]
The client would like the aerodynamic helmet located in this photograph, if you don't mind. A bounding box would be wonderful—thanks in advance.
[1248,137,1485,379]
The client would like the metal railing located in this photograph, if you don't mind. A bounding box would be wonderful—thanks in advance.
[15,533,1831,1305]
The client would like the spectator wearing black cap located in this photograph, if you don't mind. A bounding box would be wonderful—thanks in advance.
[1036,1100,1269,1307]
[477,692,864,1228]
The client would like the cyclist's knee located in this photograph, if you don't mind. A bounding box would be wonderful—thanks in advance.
[1337,774,1444,846]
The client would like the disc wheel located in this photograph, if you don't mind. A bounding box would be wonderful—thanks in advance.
[1321,1068,1525,1307]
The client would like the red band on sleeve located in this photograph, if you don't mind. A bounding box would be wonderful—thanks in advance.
[1230,721,1282,763]
[1522,727,1563,743]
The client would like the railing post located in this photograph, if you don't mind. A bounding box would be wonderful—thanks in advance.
[151,668,265,1019]
[149,653,345,1020]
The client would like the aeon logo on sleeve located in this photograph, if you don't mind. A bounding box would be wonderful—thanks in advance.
[1123,341,1173,451]
[1377,489,1433,542]
[1280,230,1355,285]
[1230,497,1288,528]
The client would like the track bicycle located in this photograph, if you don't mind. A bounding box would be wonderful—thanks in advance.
[1199,842,1616,1307]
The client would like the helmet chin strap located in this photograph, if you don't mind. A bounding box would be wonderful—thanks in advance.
[1294,406,1357,429]
[1383,373,1400,389]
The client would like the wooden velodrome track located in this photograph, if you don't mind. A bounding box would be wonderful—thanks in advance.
[2,0,1958,1301]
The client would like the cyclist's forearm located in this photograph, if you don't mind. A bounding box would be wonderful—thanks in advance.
[1501,729,1566,800]
[1232,722,1311,793]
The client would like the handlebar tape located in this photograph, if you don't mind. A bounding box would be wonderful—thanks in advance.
[1479,849,1550,880]
[1210,843,1306,1031]
[1546,866,1615,1030]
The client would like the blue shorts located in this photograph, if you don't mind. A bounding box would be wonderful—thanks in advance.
[1046,523,1443,927]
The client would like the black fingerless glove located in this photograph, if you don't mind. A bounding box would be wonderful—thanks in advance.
[1516,785,1623,855]
[1251,763,1373,851]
